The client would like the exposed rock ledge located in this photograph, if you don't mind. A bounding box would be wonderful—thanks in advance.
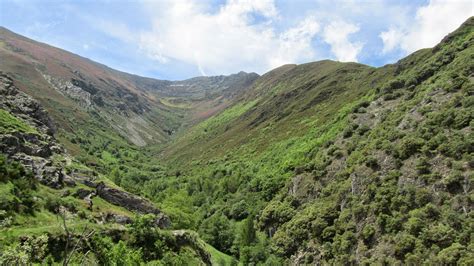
[0,72,69,188]
[95,182,171,228]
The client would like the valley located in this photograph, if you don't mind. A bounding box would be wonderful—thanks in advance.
[0,17,473,265]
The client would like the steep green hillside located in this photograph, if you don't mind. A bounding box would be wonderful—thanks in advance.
[143,17,472,264]
[0,17,472,265]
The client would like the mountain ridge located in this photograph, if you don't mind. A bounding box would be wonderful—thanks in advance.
[0,17,473,265]
[0,26,260,147]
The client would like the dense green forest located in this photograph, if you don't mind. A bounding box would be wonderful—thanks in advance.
[0,16,473,265]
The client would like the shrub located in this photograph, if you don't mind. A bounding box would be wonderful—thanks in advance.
[445,76,467,92]
[0,235,49,264]
[353,101,371,113]
[357,125,370,136]
[436,243,467,265]
[259,200,295,232]
[394,233,416,259]
[342,124,358,138]
[420,223,454,248]
[415,158,431,175]
[365,156,379,170]
[442,172,464,193]
[381,79,405,94]
[198,213,235,253]
[397,137,425,159]
[404,216,424,236]
[361,224,375,244]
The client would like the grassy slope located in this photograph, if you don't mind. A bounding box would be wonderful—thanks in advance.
[150,18,473,264]
[0,109,38,134]
[163,61,390,163]
[267,21,474,263]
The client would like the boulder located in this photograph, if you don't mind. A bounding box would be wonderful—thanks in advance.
[104,213,132,225]
[73,188,95,199]
[95,182,170,228]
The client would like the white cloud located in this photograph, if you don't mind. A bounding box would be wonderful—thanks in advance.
[271,16,320,67]
[96,20,136,44]
[379,28,403,54]
[322,20,363,62]
[380,0,473,54]
[136,0,319,75]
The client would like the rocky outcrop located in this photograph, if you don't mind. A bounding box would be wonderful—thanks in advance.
[103,213,132,225]
[73,188,95,199]
[96,182,170,228]
[0,72,71,188]
[42,73,92,108]
[0,74,56,135]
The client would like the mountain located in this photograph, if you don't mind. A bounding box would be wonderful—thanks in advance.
[0,26,258,147]
[0,17,473,265]
[160,17,474,264]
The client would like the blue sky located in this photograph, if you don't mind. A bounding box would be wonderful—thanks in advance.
[0,0,472,80]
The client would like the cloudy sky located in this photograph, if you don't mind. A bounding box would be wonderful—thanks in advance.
[0,0,472,80]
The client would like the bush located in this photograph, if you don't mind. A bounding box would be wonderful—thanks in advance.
[198,213,235,253]
[94,237,143,265]
[361,224,375,244]
[420,223,454,248]
[342,124,358,138]
[404,216,424,236]
[381,79,405,94]
[438,134,472,159]
[259,200,295,233]
[444,76,467,92]
[442,172,464,193]
[397,137,425,159]
[365,156,379,170]
[436,243,467,265]
[394,233,416,259]
[415,158,431,175]
[352,101,371,113]
[0,235,49,264]
[357,125,370,136]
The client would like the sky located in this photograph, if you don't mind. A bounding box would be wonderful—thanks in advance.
[0,0,472,80]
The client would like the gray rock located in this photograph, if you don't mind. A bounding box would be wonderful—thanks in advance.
[95,182,170,228]
[104,213,132,225]
[0,72,70,189]
[73,188,94,199]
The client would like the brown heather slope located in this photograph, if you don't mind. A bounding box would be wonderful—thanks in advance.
[0,27,258,148]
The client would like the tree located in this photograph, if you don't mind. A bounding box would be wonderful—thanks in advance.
[240,215,256,247]
[199,213,235,253]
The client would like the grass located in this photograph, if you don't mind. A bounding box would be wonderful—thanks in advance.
[101,150,118,164]
[204,243,236,266]
[159,97,193,109]
[0,182,15,202]
[0,109,38,134]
